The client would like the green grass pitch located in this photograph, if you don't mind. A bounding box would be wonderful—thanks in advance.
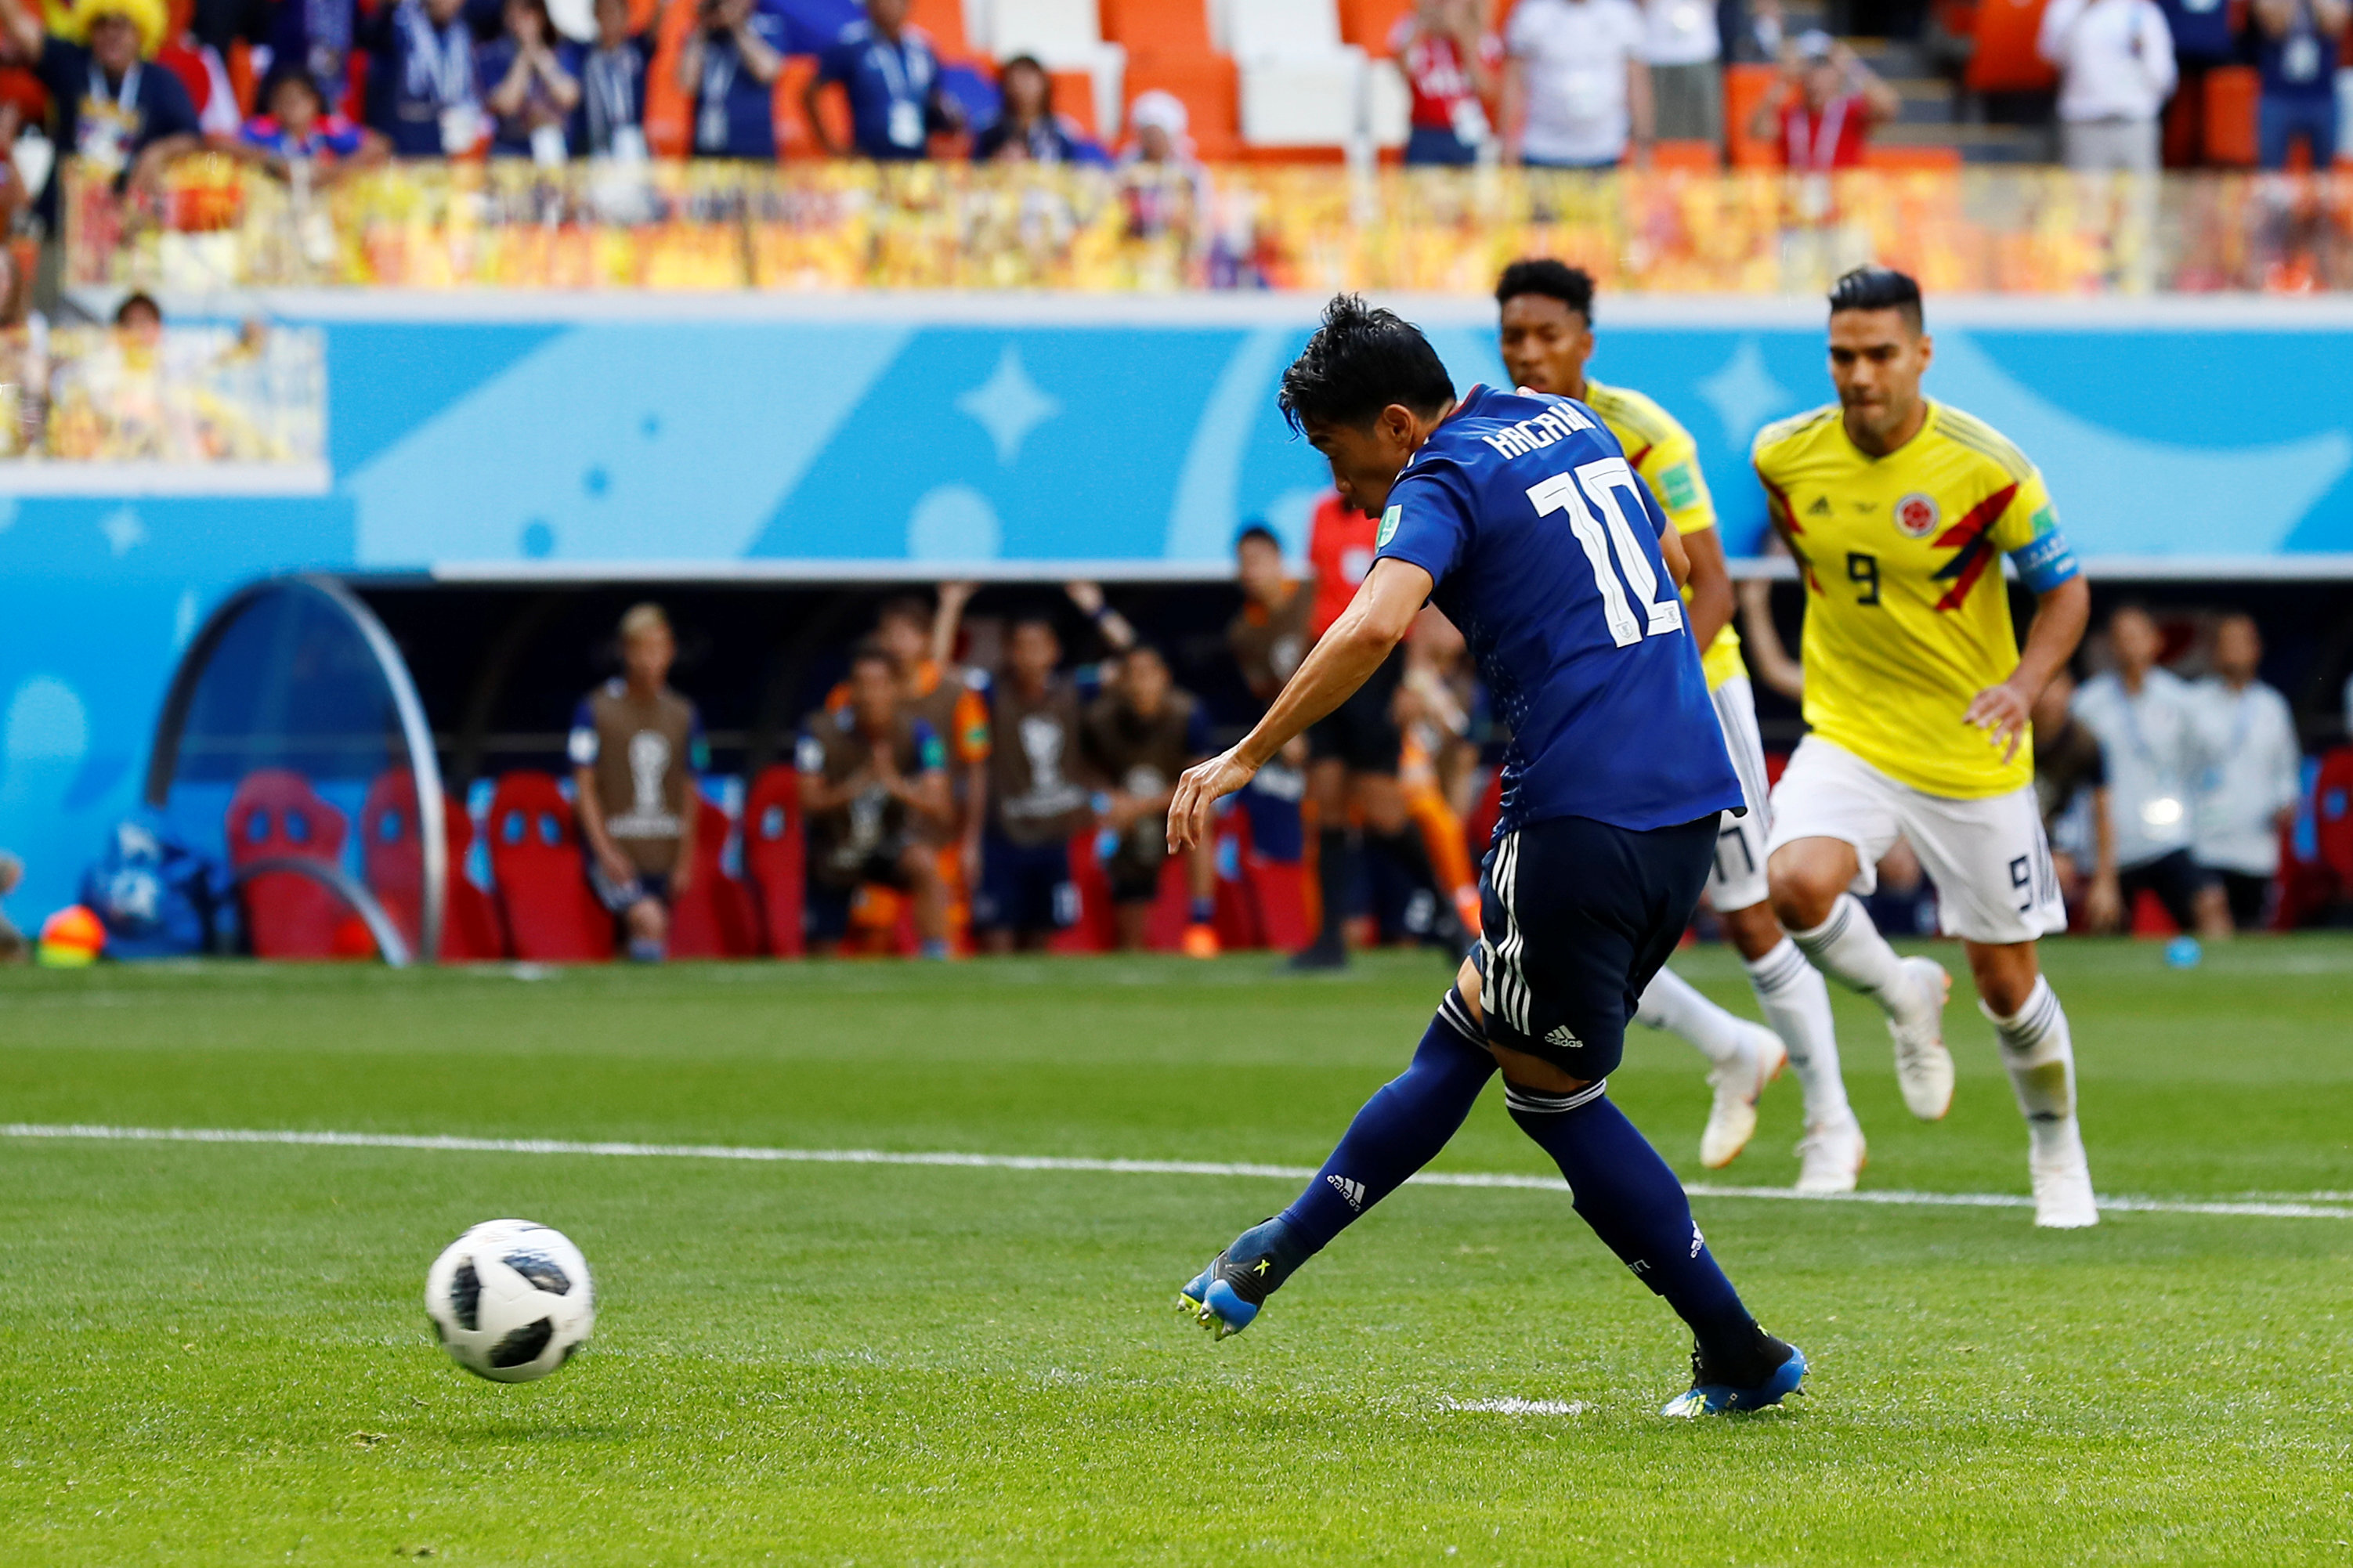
[2,939,2349,1565]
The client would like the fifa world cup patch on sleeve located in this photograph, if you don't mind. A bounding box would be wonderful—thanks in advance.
[1657,461,1698,512]
[2010,508,2080,592]
[1376,504,1401,547]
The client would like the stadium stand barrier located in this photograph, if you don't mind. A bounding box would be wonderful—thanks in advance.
[54,157,2353,296]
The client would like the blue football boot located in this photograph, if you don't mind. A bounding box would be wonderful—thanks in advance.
[1661,1332,1807,1417]
[1176,1217,1303,1340]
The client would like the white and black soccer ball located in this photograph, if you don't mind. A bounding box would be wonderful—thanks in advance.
[425,1219,595,1383]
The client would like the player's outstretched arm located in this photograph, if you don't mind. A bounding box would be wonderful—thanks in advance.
[1964,576,2090,764]
[1166,558,1433,851]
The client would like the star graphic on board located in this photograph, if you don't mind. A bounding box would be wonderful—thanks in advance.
[956,345,1061,467]
[99,507,146,558]
[1694,336,1797,450]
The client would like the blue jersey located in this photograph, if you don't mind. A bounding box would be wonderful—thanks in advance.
[1373,384,1742,838]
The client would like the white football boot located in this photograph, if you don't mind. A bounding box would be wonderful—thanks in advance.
[2030,1122,2100,1228]
[1794,1117,1867,1196]
[1887,956,1955,1121]
[1699,1023,1786,1169]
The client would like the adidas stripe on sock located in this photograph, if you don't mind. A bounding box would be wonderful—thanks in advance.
[1743,937,1852,1127]
[1982,976,2081,1161]
[1791,894,1912,1014]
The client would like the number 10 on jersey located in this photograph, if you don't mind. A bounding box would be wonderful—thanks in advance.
[1527,457,1685,649]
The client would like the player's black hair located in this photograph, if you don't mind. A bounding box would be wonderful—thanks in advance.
[1278,294,1455,434]
[1234,522,1280,551]
[1494,258,1596,321]
[1827,266,1924,333]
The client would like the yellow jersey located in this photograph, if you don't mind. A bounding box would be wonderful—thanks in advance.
[1584,378,1744,692]
[1752,399,2062,799]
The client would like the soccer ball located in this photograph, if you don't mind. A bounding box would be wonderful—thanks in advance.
[425,1219,595,1382]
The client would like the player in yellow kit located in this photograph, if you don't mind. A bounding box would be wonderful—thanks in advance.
[1497,260,1863,1194]
[1755,266,2095,1228]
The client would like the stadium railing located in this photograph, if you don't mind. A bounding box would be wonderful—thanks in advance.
[60,157,2353,297]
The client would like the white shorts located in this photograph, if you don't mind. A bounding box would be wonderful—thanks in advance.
[1767,734,2066,946]
[1703,676,1773,914]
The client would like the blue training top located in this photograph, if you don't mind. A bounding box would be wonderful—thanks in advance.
[1372,384,1743,840]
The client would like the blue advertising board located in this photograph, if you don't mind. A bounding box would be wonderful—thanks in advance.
[2,291,2351,923]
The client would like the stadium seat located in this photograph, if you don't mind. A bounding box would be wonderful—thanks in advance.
[1217,0,1373,148]
[668,796,762,959]
[1965,0,2058,92]
[1098,0,1213,55]
[1724,62,1779,168]
[642,0,698,157]
[360,771,507,962]
[978,0,1128,138]
[2204,66,2261,167]
[742,764,807,958]
[908,0,973,56]
[1336,0,1412,52]
[486,772,614,963]
[226,770,354,961]
[1125,55,1240,158]
[1654,139,1724,171]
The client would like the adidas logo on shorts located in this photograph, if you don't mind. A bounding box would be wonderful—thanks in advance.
[1326,1175,1367,1211]
[1545,1024,1583,1050]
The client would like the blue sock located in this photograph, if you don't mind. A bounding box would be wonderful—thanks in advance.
[1505,1083,1761,1372]
[918,938,951,960]
[1236,989,1495,1290]
[1189,896,1216,925]
[627,938,664,963]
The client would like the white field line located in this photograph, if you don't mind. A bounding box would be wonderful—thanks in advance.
[5,1122,2350,1222]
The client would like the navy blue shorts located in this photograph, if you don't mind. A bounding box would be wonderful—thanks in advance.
[1474,813,1719,1078]
[974,832,1078,934]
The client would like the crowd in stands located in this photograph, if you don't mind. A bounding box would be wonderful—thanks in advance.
[0,0,2341,259]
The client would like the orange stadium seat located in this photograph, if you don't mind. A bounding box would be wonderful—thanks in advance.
[908,0,972,58]
[643,0,699,158]
[486,772,614,963]
[1724,61,1779,168]
[1654,138,1723,171]
[226,771,354,961]
[742,764,807,957]
[1338,0,1414,52]
[1100,0,1214,56]
[1126,54,1241,159]
[2203,65,2261,166]
[1967,0,2058,92]
[669,796,762,959]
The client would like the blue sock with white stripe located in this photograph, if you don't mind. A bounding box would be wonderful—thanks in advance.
[1506,1084,1759,1369]
[1245,990,1497,1284]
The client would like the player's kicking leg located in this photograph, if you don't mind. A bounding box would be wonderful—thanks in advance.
[1183,816,1806,1414]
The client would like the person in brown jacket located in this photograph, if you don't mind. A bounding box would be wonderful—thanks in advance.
[569,603,703,962]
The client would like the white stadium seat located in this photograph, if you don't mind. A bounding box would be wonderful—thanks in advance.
[1221,0,1344,60]
[1238,51,1367,146]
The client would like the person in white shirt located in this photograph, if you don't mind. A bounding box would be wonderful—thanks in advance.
[2190,615,2304,929]
[2071,605,2232,938]
[2038,0,2177,172]
[1640,0,1721,143]
[1503,0,1654,168]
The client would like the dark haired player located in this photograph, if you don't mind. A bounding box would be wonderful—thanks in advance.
[1496,258,1860,1193]
[1755,267,2095,1227]
[1168,295,1805,1415]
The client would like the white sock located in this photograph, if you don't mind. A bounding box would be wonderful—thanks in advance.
[1635,966,1752,1069]
[1744,936,1852,1127]
[1790,894,1914,1019]
[1982,977,2082,1164]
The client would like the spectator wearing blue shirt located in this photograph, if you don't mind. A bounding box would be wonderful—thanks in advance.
[2254,0,2345,168]
[676,0,787,159]
[2153,0,2234,162]
[572,0,653,157]
[231,62,388,180]
[808,0,960,161]
[0,0,201,216]
[361,0,489,156]
[267,0,358,113]
[974,54,1105,164]
[478,0,580,161]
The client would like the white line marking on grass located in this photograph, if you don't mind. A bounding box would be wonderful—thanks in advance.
[5,1124,2350,1221]
[1440,1397,1589,1416]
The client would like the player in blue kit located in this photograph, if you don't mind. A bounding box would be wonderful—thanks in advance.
[1165,297,1806,1416]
